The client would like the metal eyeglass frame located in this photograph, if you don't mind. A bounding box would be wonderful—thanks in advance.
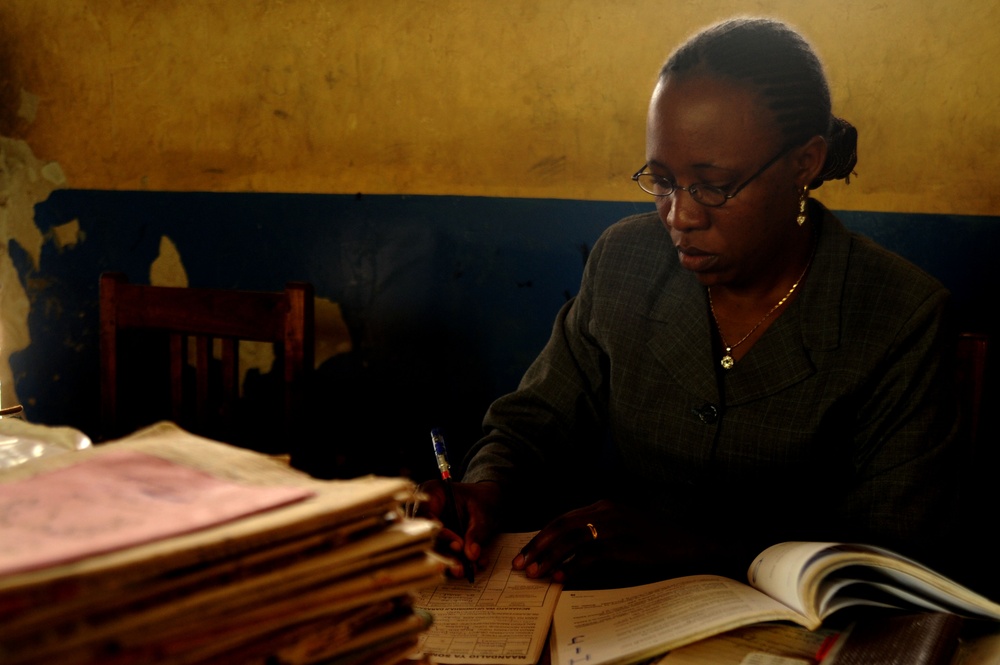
[631,145,793,207]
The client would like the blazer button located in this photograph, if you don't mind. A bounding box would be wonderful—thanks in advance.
[692,403,719,425]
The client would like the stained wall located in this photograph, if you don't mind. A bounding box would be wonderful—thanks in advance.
[4,1,998,211]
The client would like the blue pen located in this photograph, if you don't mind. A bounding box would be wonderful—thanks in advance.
[430,428,475,583]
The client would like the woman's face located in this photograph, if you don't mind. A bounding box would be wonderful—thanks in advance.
[645,73,803,288]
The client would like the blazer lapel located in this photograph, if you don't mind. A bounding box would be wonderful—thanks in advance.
[640,203,850,407]
[721,307,815,404]
[723,204,849,405]
[644,270,720,403]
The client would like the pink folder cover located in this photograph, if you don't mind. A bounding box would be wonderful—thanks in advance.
[0,449,314,576]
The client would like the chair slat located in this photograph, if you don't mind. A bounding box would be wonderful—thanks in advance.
[98,272,315,454]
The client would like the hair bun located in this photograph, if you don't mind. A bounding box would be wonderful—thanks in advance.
[813,116,858,188]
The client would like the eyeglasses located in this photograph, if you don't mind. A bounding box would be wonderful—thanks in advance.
[631,146,792,207]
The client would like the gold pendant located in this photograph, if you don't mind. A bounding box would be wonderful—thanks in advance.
[721,354,734,370]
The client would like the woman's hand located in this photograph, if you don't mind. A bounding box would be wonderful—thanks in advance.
[512,499,733,587]
[416,479,504,578]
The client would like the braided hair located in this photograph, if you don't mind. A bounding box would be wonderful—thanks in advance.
[660,17,857,188]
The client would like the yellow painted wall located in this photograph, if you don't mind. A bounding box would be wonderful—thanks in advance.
[3,0,998,216]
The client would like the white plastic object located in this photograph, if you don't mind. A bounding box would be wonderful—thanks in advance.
[0,418,93,470]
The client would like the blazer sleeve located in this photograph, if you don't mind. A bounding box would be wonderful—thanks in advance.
[837,270,963,571]
[461,226,614,518]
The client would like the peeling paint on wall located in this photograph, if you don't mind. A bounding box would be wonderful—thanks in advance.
[150,235,189,288]
[146,234,351,393]
[51,219,82,250]
[316,298,352,365]
[0,136,65,409]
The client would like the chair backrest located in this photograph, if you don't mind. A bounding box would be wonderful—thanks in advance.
[99,272,315,452]
[955,331,989,451]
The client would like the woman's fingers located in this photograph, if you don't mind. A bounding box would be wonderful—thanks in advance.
[515,511,608,578]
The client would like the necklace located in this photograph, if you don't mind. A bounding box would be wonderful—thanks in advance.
[707,254,814,371]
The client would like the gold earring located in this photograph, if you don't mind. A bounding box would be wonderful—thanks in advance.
[796,186,809,226]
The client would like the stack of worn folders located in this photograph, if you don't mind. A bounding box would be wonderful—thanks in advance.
[0,421,444,665]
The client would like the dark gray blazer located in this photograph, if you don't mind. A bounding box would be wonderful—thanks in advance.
[464,202,960,571]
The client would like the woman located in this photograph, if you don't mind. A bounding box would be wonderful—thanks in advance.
[424,17,961,588]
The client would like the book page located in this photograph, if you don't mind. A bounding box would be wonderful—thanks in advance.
[747,541,838,621]
[749,541,1000,624]
[654,623,835,665]
[866,570,1000,619]
[413,531,562,665]
[549,575,814,665]
[0,449,313,576]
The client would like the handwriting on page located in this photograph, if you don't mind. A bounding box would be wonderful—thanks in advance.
[413,531,561,664]
[0,450,313,576]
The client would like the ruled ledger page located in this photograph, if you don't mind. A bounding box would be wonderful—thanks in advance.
[413,531,562,664]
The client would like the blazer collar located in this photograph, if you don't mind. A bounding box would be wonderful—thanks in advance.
[645,269,719,403]
[799,201,850,353]
[644,201,849,405]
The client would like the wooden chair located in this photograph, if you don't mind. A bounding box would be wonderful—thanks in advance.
[955,331,989,450]
[953,332,995,595]
[99,272,315,452]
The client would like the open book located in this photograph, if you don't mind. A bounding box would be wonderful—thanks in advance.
[550,541,1000,665]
